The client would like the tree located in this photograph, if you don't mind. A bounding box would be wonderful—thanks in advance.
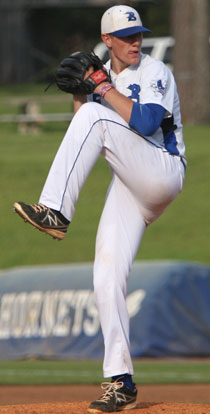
[171,0,210,124]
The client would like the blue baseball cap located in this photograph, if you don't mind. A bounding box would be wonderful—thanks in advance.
[101,5,151,38]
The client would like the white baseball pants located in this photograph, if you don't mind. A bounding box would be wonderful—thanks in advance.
[39,102,185,378]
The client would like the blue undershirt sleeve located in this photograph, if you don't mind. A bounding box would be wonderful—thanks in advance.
[129,102,166,136]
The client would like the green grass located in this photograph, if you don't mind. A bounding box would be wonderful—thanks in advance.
[0,121,210,269]
[0,83,73,115]
[0,359,209,385]
[0,121,111,268]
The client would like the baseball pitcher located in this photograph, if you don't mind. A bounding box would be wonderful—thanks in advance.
[14,5,186,413]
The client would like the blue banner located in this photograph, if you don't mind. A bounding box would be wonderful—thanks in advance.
[0,261,210,359]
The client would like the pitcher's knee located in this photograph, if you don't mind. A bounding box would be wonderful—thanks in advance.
[94,276,124,307]
[77,101,104,118]
[94,262,128,300]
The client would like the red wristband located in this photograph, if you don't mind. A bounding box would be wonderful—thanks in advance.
[100,84,115,99]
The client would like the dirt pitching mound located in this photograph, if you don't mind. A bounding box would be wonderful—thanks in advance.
[0,385,209,413]
[0,401,209,414]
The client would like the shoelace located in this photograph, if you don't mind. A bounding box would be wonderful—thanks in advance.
[98,381,124,402]
[31,204,48,213]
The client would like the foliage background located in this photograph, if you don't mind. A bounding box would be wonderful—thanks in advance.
[25,0,172,82]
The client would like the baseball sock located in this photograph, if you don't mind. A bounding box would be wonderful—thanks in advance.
[112,374,135,391]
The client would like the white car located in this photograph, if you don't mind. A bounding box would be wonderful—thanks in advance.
[94,36,175,71]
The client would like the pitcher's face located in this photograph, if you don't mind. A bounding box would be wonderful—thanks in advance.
[102,32,142,73]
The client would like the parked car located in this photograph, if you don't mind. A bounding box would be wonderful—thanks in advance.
[94,36,175,71]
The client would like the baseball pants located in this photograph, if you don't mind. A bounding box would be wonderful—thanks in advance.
[39,102,185,377]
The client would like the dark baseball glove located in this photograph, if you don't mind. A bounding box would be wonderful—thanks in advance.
[55,51,111,95]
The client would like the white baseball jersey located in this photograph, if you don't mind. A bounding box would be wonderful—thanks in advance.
[90,53,186,164]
